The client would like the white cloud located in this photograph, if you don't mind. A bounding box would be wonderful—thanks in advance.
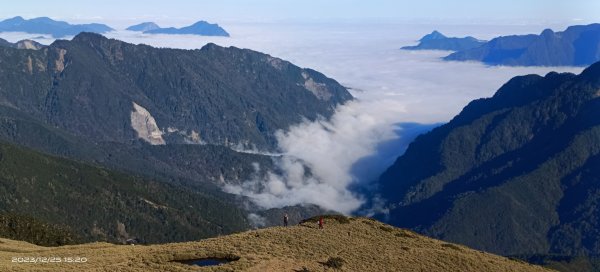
[224,97,406,214]
[246,213,267,228]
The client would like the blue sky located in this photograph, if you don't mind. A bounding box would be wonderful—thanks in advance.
[1,0,598,24]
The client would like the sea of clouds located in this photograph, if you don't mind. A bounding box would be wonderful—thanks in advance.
[2,21,584,214]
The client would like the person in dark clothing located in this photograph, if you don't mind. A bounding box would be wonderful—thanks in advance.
[283,213,289,227]
[318,216,324,229]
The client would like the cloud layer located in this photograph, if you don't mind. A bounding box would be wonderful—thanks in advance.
[2,21,583,214]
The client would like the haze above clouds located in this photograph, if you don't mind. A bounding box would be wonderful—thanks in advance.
[1,0,598,25]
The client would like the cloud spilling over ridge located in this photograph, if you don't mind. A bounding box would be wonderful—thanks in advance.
[224,97,408,214]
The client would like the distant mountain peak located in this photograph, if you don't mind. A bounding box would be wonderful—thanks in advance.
[15,39,44,50]
[31,16,53,21]
[403,31,485,51]
[71,31,106,42]
[190,20,209,26]
[127,20,229,37]
[540,28,555,36]
[126,22,160,32]
[420,30,446,41]
[0,37,45,50]
[6,16,25,22]
[200,42,220,50]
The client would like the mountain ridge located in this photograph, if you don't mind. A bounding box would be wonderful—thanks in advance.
[402,30,486,51]
[444,23,600,66]
[0,37,44,50]
[0,32,352,151]
[127,20,229,36]
[126,22,160,32]
[376,60,600,270]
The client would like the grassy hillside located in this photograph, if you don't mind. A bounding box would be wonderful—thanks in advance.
[0,216,552,271]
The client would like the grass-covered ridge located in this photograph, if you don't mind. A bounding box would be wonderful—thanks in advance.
[0,216,552,271]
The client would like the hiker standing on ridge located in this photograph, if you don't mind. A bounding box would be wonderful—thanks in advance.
[318,216,324,229]
[283,213,289,227]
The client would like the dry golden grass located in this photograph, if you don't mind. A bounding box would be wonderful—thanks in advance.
[0,217,553,272]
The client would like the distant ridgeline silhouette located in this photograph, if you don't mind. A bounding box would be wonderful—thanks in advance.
[0,16,113,38]
[444,23,600,66]
[127,21,229,36]
[402,30,486,51]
